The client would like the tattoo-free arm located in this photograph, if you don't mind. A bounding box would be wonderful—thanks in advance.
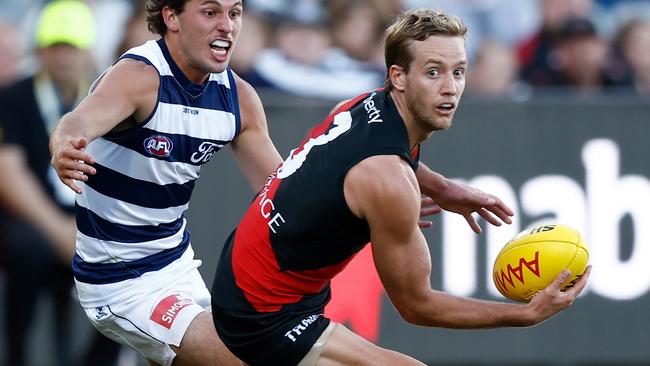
[230,75,282,192]
[50,59,158,193]
[345,155,589,328]
[415,161,514,233]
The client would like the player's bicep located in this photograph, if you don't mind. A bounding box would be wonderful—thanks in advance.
[66,60,158,140]
[371,221,433,316]
[344,156,433,316]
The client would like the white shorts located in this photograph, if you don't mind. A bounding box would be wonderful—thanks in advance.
[83,267,211,366]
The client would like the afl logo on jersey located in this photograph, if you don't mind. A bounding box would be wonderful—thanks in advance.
[144,136,173,158]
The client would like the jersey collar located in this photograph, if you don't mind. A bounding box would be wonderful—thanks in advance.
[157,38,208,98]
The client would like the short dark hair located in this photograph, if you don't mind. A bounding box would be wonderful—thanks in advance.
[146,0,188,36]
[384,9,467,90]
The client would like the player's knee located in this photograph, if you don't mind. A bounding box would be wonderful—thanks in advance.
[172,312,242,366]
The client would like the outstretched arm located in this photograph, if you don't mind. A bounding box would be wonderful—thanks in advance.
[230,74,282,193]
[329,98,508,232]
[416,161,514,233]
[50,59,158,193]
[344,155,590,328]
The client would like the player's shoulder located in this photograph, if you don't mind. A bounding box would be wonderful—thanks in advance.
[113,58,160,78]
[230,70,266,132]
[345,155,420,222]
[335,88,387,114]
[230,71,259,101]
[329,99,351,115]
[347,155,418,195]
[93,58,159,94]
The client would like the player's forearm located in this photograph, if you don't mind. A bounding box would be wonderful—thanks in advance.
[401,290,535,329]
[415,161,449,199]
[232,135,282,193]
[49,112,89,155]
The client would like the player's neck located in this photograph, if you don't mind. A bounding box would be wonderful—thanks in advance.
[163,36,209,85]
[389,89,433,150]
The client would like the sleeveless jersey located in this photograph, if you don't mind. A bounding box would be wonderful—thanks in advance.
[74,39,241,307]
[213,89,419,314]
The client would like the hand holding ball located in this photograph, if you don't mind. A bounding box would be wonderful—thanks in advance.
[492,224,589,303]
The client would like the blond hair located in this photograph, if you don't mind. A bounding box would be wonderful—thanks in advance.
[384,9,467,90]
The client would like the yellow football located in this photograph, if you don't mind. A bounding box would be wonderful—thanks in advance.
[492,224,589,303]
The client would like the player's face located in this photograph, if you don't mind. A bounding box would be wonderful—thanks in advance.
[403,35,466,132]
[175,0,242,78]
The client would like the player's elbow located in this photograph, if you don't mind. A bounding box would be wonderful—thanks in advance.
[394,301,428,326]
[392,291,455,327]
[388,288,435,325]
[398,308,422,325]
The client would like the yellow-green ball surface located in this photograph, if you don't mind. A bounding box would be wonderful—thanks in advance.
[493,224,589,303]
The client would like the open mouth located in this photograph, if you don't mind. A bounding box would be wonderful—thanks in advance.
[436,103,455,113]
[210,39,231,57]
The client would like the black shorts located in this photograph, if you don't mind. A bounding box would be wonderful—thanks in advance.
[212,299,331,366]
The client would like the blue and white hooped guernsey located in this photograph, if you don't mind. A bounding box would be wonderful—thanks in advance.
[73,39,241,307]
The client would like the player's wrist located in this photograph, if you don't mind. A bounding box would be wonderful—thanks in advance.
[519,301,544,327]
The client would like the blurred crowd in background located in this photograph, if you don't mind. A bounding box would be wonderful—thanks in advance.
[1,0,650,100]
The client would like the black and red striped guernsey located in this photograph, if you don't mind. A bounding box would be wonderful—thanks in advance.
[212,88,420,315]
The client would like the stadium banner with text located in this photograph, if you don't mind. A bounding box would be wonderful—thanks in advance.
[188,95,650,365]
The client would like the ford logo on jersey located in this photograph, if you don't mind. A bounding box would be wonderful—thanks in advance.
[144,136,173,157]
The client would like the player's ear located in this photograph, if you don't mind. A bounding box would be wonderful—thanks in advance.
[162,5,180,32]
[388,65,407,92]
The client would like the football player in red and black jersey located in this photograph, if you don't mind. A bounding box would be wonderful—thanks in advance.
[211,8,591,366]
